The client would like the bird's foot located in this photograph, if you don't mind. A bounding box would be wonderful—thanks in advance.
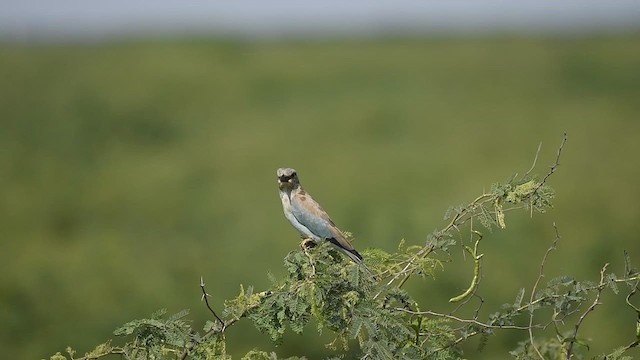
[300,238,317,277]
[300,238,316,250]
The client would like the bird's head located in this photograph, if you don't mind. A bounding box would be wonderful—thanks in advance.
[277,167,300,191]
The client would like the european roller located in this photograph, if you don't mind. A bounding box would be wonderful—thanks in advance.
[276,167,364,263]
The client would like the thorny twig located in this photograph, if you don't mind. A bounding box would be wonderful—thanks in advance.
[565,263,609,359]
[535,132,567,193]
[394,308,539,330]
[179,277,239,360]
[428,330,479,354]
[200,276,225,329]
[528,222,561,360]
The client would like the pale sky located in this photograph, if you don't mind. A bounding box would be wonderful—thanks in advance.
[2,0,640,42]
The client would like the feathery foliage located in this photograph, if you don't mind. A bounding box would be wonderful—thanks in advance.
[47,135,640,359]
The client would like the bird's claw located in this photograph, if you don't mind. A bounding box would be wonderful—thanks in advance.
[300,238,316,250]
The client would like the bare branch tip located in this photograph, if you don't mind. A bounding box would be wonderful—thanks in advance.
[525,141,543,176]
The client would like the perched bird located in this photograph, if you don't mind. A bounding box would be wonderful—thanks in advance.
[277,167,363,263]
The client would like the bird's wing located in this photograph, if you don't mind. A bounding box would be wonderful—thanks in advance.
[290,189,360,260]
[290,189,336,239]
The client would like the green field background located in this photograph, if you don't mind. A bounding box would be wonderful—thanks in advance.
[1,36,639,359]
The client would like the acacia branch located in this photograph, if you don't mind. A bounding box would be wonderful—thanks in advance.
[179,277,244,360]
[603,276,640,359]
[565,263,609,359]
[428,330,479,354]
[527,222,561,360]
[373,193,495,301]
[70,347,125,360]
[535,132,567,193]
[378,134,567,301]
[200,276,225,329]
[394,308,538,330]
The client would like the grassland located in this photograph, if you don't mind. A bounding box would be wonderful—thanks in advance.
[1,36,639,359]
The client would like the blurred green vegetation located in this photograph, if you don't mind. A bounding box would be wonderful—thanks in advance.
[1,36,639,359]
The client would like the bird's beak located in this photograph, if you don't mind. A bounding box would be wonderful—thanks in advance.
[278,175,295,184]
[278,176,294,190]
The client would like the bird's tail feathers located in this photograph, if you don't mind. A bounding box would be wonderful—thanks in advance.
[326,237,362,262]
[326,238,377,280]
